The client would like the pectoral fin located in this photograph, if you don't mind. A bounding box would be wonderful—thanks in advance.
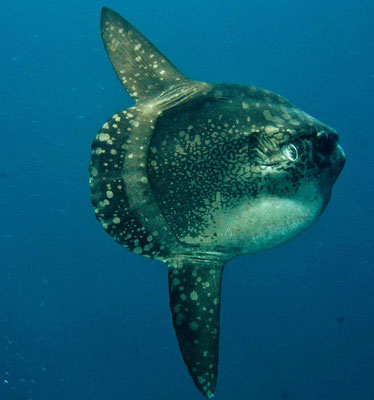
[167,258,225,398]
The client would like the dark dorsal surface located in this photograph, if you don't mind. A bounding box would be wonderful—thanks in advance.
[90,7,345,399]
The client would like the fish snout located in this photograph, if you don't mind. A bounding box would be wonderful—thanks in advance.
[314,130,345,181]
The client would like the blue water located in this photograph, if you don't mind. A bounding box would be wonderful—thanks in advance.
[1,1,373,399]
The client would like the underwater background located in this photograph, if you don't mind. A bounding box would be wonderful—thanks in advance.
[1,0,373,399]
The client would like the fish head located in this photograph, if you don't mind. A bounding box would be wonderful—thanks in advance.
[222,91,346,255]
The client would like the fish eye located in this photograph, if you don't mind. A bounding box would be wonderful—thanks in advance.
[283,143,298,162]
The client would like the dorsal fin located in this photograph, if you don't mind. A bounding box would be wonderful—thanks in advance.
[101,7,189,102]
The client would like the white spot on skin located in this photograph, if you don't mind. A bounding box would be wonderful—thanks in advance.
[172,278,180,287]
[176,312,186,326]
[106,191,113,198]
[265,125,280,134]
[113,217,121,224]
[214,90,223,99]
[242,102,249,109]
[175,144,185,154]
[99,133,110,142]
[130,120,140,127]
[190,291,198,301]
[143,243,153,252]
[189,321,199,331]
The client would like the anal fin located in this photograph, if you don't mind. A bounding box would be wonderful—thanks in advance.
[167,255,225,398]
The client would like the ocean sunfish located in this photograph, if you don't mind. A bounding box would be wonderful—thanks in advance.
[89,7,345,398]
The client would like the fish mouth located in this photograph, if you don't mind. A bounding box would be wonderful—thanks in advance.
[314,130,345,182]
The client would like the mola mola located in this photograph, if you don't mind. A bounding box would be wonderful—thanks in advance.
[89,7,345,398]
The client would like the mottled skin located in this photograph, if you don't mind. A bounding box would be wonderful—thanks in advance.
[89,7,345,398]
